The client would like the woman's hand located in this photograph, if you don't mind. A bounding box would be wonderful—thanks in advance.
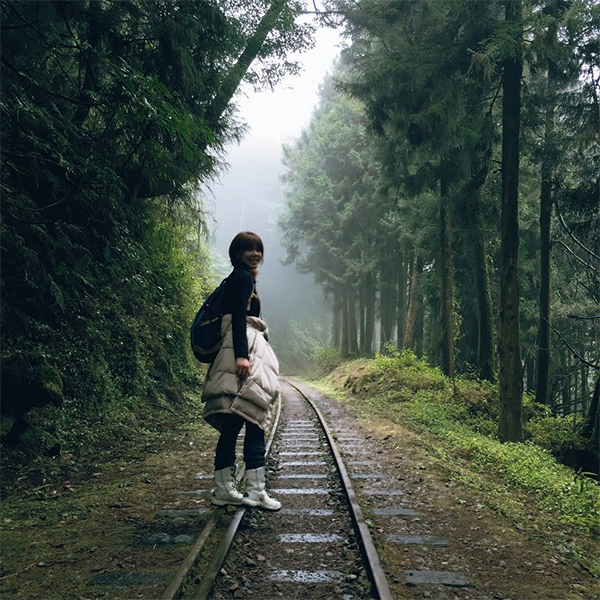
[236,358,251,378]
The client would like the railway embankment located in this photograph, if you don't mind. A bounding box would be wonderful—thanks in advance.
[303,351,600,596]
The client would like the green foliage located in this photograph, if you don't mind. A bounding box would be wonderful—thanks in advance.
[372,350,447,391]
[298,0,600,416]
[279,69,386,292]
[443,433,599,534]
[273,318,326,374]
[527,414,587,455]
[312,346,343,376]
[0,0,314,463]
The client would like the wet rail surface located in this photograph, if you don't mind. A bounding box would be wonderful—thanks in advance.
[86,379,472,599]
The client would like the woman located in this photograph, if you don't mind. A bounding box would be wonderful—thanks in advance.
[201,231,281,511]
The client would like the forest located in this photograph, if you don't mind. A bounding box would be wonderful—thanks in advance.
[279,0,599,451]
[1,0,314,463]
[1,0,598,482]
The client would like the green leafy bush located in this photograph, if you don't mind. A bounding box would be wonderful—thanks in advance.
[312,346,343,376]
[274,319,327,374]
[527,414,586,455]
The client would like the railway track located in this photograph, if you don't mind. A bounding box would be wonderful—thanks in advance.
[86,378,472,599]
[155,378,392,600]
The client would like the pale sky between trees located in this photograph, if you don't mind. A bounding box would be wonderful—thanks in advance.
[210,24,342,251]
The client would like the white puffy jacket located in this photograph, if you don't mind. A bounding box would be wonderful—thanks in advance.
[202,314,280,432]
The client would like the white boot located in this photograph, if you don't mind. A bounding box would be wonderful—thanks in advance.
[243,466,281,511]
[212,466,243,506]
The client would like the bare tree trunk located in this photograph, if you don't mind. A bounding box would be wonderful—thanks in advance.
[364,270,375,356]
[476,240,495,381]
[348,285,359,356]
[582,377,599,441]
[341,285,349,358]
[439,171,456,379]
[379,262,395,349]
[359,280,366,353]
[498,0,524,442]
[405,250,419,352]
[332,287,342,348]
[525,355,535,393]
[536,58,557,405]
[462,143,495,381]
[397,249,407,350]
[415,259,424,358]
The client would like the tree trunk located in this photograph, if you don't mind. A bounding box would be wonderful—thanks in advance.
[525,355,535,393]
[207,0,286,123]
[475,236,495,381]
[364,270,375,356]
[562,369,571,415]
[341,285,349,358]
[332,287,342,348]
[348,285,359,356]
[415,257,424,358]
[439,171,456,379]
[404,250,419,352]
[472,189,495,381]
[535,57,557,405]
[462,141,495,381]
[379,257,395,350]
[498,0,524,442]
[359,280,366,354]
[397,249,407,350]
[582,377,599,441]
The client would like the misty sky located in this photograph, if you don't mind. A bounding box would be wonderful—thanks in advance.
[209,25,341,254]
[207,24,342,367]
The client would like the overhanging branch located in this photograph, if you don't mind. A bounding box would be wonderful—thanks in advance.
[551,323,600,370]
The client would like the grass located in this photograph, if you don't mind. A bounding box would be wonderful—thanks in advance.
[304,350,600,575]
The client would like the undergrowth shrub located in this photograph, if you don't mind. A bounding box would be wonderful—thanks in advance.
[312,346,343,377]
[444,433,599,534]
[527,414,587,455]
[370,350,446,392]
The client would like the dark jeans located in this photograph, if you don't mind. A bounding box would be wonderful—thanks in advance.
[214,413,266,471]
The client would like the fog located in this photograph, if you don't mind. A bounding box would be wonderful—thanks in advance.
[207,27,341,373]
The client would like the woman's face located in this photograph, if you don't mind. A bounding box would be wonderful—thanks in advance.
[241,248,262,270]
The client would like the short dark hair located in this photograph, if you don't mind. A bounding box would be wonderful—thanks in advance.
[228,231,264,270]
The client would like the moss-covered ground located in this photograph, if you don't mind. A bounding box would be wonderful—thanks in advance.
[0,390,218,599]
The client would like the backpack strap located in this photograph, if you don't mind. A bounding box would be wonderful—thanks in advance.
[247,283,257,312]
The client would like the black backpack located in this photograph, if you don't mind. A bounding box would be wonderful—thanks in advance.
[190,278,228,363]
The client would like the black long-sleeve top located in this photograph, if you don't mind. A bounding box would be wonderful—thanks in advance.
[221,267,260,359]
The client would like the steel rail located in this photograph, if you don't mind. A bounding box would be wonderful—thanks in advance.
[190,392,283,600]
[285,378,394,600]
[160,509,223,600]
[160,392,282,600]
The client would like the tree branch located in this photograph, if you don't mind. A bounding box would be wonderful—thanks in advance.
[1,58,95,107]
[554,239,600,275]
[556,204,600,262]
[550,323,600,370]
[206,0,287,123]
